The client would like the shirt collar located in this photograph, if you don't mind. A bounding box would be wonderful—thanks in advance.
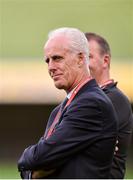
[67,86,77,99]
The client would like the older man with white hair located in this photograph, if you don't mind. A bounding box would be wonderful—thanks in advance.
[18,27,118,179]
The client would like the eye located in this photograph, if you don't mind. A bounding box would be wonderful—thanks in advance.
[89,54,93,59]
[45,57,49,64]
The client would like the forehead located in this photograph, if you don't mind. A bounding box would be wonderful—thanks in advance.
[44,35,70,55]
[89,40,100,51]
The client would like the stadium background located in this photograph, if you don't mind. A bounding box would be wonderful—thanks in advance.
[0,0,133,178]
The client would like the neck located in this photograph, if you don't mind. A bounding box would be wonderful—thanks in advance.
[66,71,90,94]
[96,71,110,87]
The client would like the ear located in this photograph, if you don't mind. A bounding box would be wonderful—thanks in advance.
[103,54,110,68]
[77,52,84,67]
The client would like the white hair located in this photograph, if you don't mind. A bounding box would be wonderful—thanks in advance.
[47,27,89,64]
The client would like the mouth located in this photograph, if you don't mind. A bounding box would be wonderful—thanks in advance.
[52,74,62,81]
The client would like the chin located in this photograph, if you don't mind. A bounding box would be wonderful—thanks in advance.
[54,83,64,90]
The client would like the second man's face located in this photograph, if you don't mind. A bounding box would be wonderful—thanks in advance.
[88,40,105,79]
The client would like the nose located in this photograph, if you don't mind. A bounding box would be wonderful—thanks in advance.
[48,59,56,73]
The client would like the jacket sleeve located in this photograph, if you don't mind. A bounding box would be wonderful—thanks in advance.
[18,96,117,171]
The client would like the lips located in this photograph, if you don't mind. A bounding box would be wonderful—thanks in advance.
[52,74,62,80]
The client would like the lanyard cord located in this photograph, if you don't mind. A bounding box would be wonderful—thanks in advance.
[65,77,92,108]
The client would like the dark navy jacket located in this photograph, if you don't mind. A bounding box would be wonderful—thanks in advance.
[18,79,118,179]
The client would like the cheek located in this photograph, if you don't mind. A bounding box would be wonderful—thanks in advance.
[63,57,78,79]
[64,68,74,81]
[89,57,101,71]
[89,60,95,70]
[63,62,73,75]
[63,66,77,84]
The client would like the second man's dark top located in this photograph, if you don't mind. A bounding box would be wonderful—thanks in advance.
[102,82,133,179]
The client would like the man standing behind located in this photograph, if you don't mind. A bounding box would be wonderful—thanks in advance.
[18,28,118,179]
[85,32,133,179]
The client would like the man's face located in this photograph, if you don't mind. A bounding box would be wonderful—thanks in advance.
[88,40,105,78]
[44,36,82,92]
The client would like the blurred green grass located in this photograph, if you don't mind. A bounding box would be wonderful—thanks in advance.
[0,162,133,179]
[0,162,20,179]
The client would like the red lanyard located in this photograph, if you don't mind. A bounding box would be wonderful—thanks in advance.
[100,79,114,89]
[65,77,92,108]
[45,76,92,139]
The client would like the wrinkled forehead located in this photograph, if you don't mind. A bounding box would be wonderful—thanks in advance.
[44,36,72,60]
[44,35,70,51]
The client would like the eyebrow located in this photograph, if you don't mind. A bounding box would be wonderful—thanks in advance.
[44,55,63,63]
[52,55,63,60]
